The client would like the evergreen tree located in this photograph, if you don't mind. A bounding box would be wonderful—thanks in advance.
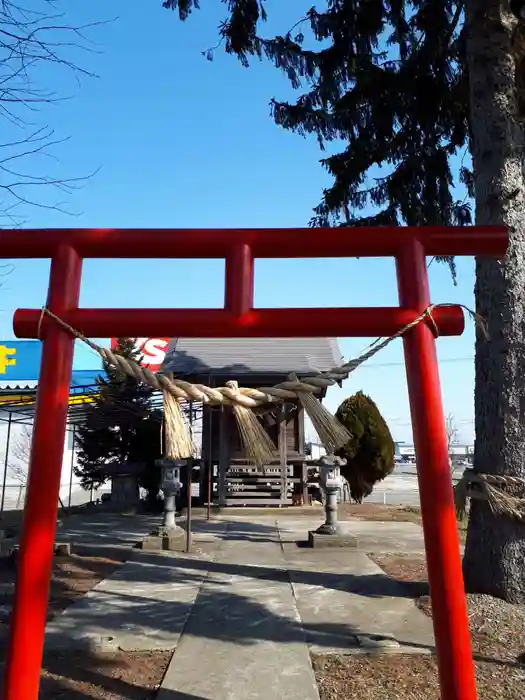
[164,1,525,603]
[335,391,395,503]
[75,338,162,490]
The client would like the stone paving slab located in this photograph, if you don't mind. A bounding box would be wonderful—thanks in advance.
[276,518,428,553]
[283,549,434,655]
[183,517,279,545]
[44,550,213,652]
[159,538,320,700]
[159,521,434,698]
[52,512,161,548]
[36,514,438,699]
[179,518,229,543]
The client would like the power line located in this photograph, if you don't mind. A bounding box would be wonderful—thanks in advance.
[351,356,473,369]
[386,419,474,427]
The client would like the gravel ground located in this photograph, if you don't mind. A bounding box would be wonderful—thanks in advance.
[312,553,525,699]
[38,650,172,700]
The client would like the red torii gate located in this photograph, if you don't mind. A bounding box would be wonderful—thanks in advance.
[1,225,507,700]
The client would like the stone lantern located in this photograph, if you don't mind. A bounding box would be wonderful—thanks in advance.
[316,454,345,534]
[308,454,356,548]
[139,457,187,551]
[156,457,184,534]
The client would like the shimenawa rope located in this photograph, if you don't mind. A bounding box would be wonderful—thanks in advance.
[40,303,476,408]
[38,303,483,465]
[454,469,525,523]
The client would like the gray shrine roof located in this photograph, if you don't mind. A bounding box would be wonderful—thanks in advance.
[161,337,343,379]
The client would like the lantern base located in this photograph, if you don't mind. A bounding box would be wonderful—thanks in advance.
[153,523,184,538]
[307,530,359,549]
[140,526,185,551]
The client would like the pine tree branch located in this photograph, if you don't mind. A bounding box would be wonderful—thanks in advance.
[163,0,470,283]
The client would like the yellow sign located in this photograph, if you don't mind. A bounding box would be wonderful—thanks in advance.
[0,392,98,408]
[0,345,16,374]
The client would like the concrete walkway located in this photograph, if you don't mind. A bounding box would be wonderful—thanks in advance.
[44,515,434,700]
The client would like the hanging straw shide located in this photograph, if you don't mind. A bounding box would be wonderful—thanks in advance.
[162,373,195,460]
[288,373,351,454]
[226,380,276,469]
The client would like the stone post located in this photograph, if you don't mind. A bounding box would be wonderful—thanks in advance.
[162,487,177,530]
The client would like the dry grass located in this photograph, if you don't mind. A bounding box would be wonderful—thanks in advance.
[39,650,172,699]
[338,503,469,542]
[0,650,172,700]
[312,653,525,700]
[206,503,424,521]
[338,503,423,523]
[313,553,525,699]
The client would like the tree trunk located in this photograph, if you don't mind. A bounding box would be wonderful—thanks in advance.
[463,1,525,602]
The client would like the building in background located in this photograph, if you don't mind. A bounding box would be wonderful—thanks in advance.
[1,336,474,512]
[305,442,327,461]
[162,337,342,507]
[0,340,106,512]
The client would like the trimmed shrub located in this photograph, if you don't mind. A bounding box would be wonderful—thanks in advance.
[335,391,395,503]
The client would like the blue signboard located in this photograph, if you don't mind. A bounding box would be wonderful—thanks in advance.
[0,340,42,381]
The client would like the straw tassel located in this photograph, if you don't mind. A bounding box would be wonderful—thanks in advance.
[289,373,351,454]
[162,379,195,460]
[226,380,276,469]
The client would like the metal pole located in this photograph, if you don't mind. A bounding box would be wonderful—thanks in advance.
[186,459,192,553]
[206,453,212,520]
[1,412,12,513]
[186,402,193,553]
[4,244,81,700]
[68,425,75,508]
[396,238,476,700]
[206,391,213,521]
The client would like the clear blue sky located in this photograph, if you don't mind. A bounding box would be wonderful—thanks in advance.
[0,1,475,444]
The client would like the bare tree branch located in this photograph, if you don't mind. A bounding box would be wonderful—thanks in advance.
[445,413,460,475]
[445,412,459,451]
[0,1,110,224]
[7,423,32,484]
